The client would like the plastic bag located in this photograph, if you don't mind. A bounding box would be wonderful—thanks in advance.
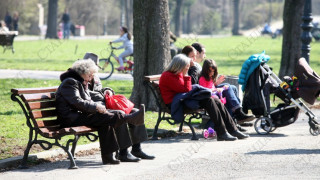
[105,94,134,114]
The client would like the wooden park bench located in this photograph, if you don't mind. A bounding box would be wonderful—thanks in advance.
[0,31,18,53]
[144,75,205,140]
[11,87,99,169]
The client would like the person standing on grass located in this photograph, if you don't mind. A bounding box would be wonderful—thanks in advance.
[4,11,12,30]
[61,8,71,39]
[12,12,19,31]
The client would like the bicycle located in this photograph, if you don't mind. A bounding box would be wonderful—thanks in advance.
[98,44,134,80]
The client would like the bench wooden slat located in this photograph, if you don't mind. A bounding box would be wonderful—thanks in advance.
[36,120,60,128]
[22,92,56,102]
[144,75,161,81]
[11,87,58,95]
[39,126,97,138]
[31,109,57,119]
[28,101,56,110]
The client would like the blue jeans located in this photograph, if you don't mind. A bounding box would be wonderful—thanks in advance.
[217,83,241,117]
[63,22,70,39]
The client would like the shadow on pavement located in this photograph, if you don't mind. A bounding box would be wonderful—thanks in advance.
[247,148,320,155]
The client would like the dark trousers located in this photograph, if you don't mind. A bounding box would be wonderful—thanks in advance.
[112,108,148,150]
[199,97,237,136]
[70,112,124,155]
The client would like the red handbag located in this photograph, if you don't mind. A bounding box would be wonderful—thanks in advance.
[105,94,134,114]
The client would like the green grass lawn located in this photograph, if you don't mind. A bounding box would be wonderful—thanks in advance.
[0,79,179,160]
[1,36,320,74]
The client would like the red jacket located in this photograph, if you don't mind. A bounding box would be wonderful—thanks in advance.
[159,71,192,104]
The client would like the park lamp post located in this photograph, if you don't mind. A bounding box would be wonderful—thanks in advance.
[301,0,313,64]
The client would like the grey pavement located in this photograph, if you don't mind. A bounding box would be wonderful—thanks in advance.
[1,110,320,179]
[0,69,133,81]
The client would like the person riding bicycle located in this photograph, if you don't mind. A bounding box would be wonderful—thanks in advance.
[109,26,133,71]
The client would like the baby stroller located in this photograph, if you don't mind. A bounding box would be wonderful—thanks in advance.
[239,52,320,135]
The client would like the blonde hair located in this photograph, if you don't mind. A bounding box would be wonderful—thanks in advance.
[165,54,190,74]
[72,59,98,75]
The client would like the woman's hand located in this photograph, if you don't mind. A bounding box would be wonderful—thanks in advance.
[216,75,225,85]
[182,64,190,76]
[223,85,229,90]
[190,60,194,67]
[96,104,107,114]
[103,90,113,96]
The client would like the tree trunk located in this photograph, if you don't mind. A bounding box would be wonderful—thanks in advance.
[279,0,304,78]
[46,0,58,39]
[232,0,240,35]
[174,0,183,37]
[125,0,130,30]
[186,6,191,34]
[131,0,170,110]
[221,0,229,28]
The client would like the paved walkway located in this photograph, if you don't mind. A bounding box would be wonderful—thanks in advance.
[1,110,320,179]
[0,69,133,80]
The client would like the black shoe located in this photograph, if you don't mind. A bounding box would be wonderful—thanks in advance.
[217,132,237,141]
[230,130,249,139]
[238,122,253,127]
[118,151,141,162]
[131,150,155,160]
[236,124,247,132]
[124,104,145,126]
[102,153,120,165]
[234,108,255,123]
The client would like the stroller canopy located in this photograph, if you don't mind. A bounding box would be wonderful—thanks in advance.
[294,58,320,105]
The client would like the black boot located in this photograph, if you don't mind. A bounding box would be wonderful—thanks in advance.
[236,124,247,132]
[234,108,255,123]
[102,153,120,165]
[230,130,250,139]
[217,132,237,141]
[118,149,141,162]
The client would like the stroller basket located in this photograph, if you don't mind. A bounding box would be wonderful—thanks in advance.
[270,104,300,127]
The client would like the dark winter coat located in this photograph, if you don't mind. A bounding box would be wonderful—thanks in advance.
[56,69,98,127]
[171,84,211,123]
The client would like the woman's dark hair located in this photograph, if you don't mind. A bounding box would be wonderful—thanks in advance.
[121,26,131,40]
[181,45,194,56]
[191,42,205,53]
[200,59,218,82]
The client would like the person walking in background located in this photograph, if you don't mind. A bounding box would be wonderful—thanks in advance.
[109,26,133,71]
[12,12,19,31]
[61,8,71,39]
[4,11,12,30]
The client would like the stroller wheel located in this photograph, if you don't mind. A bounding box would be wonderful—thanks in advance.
[309,127,320,136]
[254,117,273,135]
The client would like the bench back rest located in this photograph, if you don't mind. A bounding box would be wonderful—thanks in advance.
[144,75,171,113]
[0,34,15,46]
[11,87,59,129]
